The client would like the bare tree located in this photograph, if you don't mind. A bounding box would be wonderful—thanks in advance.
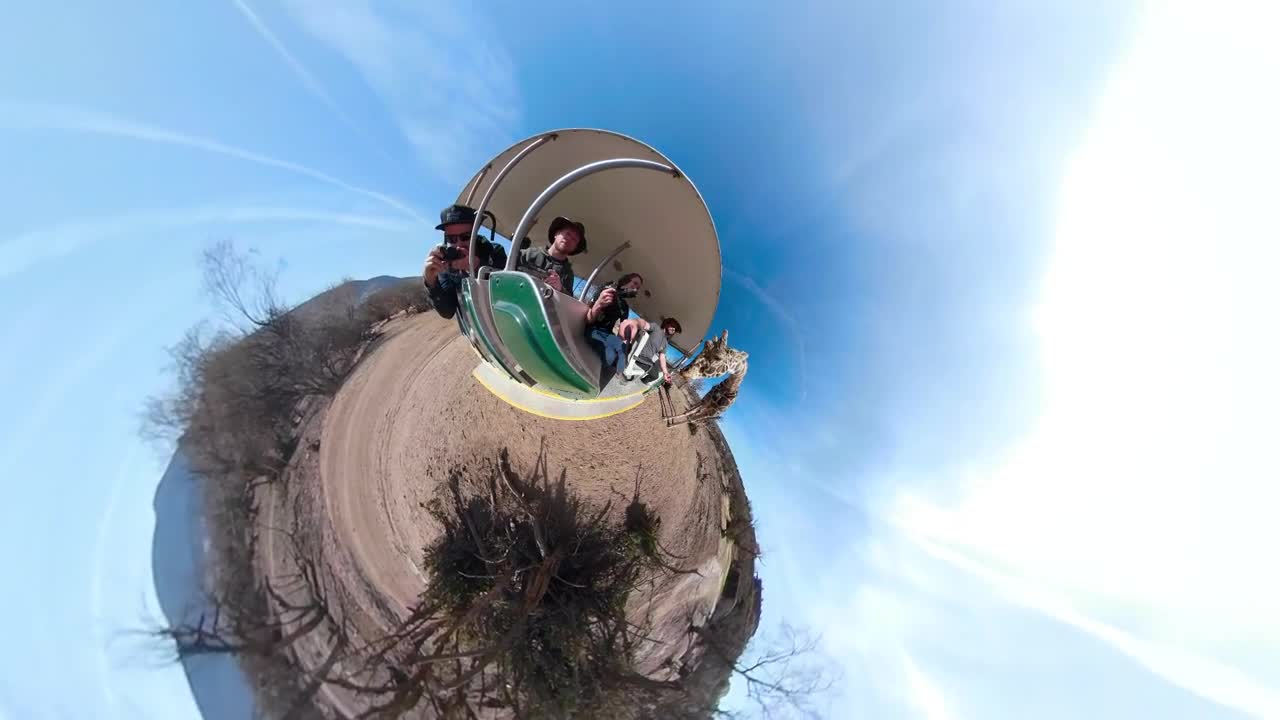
[201,239,283,330]
[687,622,836,720]
[141,241,384,477]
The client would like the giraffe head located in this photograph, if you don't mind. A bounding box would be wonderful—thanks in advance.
[681,329,748,380]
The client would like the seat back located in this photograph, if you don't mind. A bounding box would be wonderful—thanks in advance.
[461,279,528,384]
[487,271,600,396]
[544,286,604,387]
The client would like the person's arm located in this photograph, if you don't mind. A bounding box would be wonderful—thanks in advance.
[586,287,617,324]
[659,353,672,383]
[426,282,459,319]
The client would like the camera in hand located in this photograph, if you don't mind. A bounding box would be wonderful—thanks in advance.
[436,244,468,292]
[618,287,639,299]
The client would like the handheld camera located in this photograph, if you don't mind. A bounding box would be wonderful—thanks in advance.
[436,244,468,292]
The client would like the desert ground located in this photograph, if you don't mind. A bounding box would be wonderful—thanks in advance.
[256,310,744,717]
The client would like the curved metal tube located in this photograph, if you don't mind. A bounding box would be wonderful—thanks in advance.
[576,241,631,302]
[504,158,680,271]
[463,164,491,206]
[469,134,557,279]
[674,341,702,371]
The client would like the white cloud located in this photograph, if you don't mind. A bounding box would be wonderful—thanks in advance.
[230,0,390,161]
[276,0,522,182]
[0,101,428,223]
[881,0,1280,714]
[902,534,1280,719]
[91,442,138,715]
[0,203,413,279]
[899,649,955,720]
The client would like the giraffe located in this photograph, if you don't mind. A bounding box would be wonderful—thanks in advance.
[681,330,748,382]
[664,330,749,427]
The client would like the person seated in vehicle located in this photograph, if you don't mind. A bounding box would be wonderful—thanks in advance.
[618,316,681,384]
[422,204,508,319]
[515,215,585,294]
[583,273,644,387]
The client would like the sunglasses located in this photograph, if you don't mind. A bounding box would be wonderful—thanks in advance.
[443,233,471,244]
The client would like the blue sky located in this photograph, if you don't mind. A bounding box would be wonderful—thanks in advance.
[2,1,1278,718]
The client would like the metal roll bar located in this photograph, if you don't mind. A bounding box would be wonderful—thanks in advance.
[463,164,491,206]
[468,134,558,278]
[674,340,703,371]
[576,241,631,302]
[504,158,681,272]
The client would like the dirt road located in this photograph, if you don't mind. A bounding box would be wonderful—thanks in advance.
[262,311,732,715]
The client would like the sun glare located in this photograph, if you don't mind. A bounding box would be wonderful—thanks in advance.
[895,0,1280,711]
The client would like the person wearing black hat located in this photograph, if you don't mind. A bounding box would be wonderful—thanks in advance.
[513,215,585,294]
[422,204,507,319]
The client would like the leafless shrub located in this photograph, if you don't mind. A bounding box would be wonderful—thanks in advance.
[324,448,689,718]
[141,240,402,715]
[362,281,431,322]
[142,240,385,476]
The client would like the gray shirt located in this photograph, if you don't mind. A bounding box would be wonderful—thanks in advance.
[645,321,668,358]
[517,247,574,292]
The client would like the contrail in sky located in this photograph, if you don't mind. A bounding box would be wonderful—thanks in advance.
[0,100,427,224]
[229,0,396,163]
[903,532,1280,719]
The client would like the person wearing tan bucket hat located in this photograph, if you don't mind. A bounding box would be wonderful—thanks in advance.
[514,215,586,294]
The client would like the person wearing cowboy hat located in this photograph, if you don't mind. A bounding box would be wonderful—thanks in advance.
[514,215,586,294]
[423,203,508,319]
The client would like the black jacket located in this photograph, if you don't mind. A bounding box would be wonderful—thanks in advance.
[586,282,631,331]
[426,241,508,319]
[517,247,575,292]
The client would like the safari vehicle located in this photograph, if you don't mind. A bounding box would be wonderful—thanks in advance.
[450,129,722,420]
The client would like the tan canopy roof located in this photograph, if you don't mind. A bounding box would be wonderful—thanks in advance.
[455,129,722,353]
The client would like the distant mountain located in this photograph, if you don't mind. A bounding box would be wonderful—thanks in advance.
[150,275,414,719]
[151,448,258,720]
[355,275,414,302]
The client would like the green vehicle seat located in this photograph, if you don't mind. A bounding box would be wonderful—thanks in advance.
[461,277,528,384]
[487,271,602,396]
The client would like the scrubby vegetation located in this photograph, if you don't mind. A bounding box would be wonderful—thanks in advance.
[143,241,430,718]
[143,240,831,718]
[336,449,701,717]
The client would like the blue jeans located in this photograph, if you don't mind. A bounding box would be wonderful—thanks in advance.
[587,327,626,387]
